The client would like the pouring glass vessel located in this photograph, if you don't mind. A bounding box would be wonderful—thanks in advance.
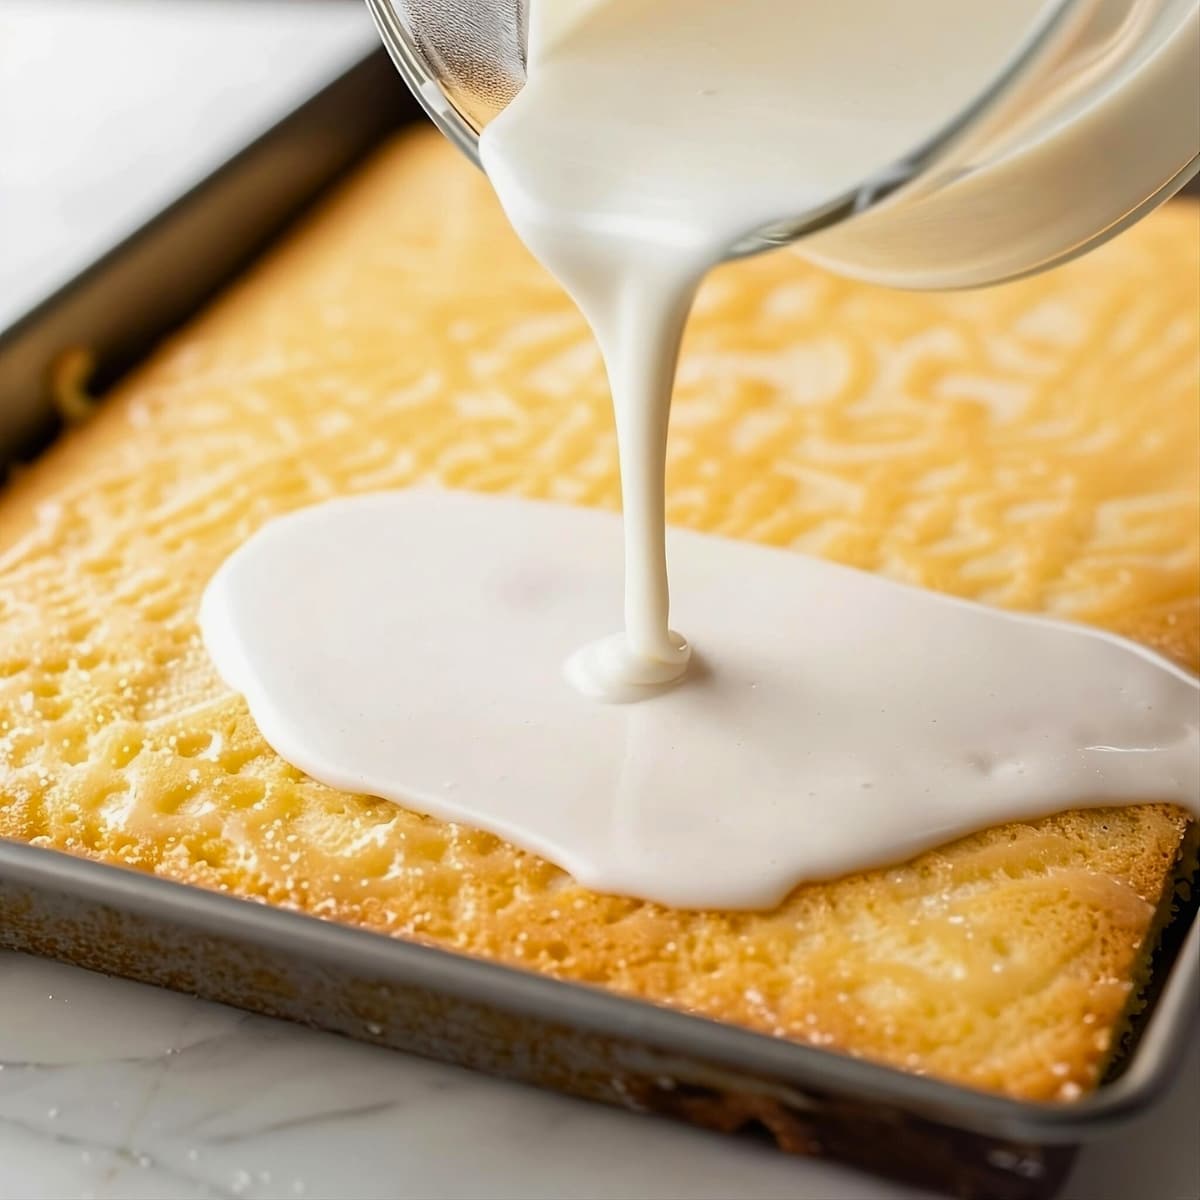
[363,0,1199,289]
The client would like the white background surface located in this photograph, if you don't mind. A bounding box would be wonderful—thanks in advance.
[0,0,373,326]
[0,4,1197,1198]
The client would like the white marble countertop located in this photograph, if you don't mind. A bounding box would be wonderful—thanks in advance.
[1,5,1197,1199]
[0,949,1197,1200]
[2,950,1197,1200]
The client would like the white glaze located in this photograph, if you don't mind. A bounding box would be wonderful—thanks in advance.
[201,491,1199,910]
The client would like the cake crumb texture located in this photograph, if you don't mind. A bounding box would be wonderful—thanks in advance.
[2,132,1197,1102]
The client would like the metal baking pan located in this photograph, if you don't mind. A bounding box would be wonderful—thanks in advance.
[1,45,1197,1200]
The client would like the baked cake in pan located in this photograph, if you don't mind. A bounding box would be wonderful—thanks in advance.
[1,131,1196,1102]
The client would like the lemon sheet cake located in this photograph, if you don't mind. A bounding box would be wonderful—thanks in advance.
[1,131,1197,1103]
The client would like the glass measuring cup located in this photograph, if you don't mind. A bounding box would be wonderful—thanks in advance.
[363,0,1199,289]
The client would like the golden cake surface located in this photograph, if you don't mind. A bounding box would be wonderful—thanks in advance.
[1,131,1197,1102]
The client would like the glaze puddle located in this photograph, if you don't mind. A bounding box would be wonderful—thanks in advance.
[201,490,1199,909]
